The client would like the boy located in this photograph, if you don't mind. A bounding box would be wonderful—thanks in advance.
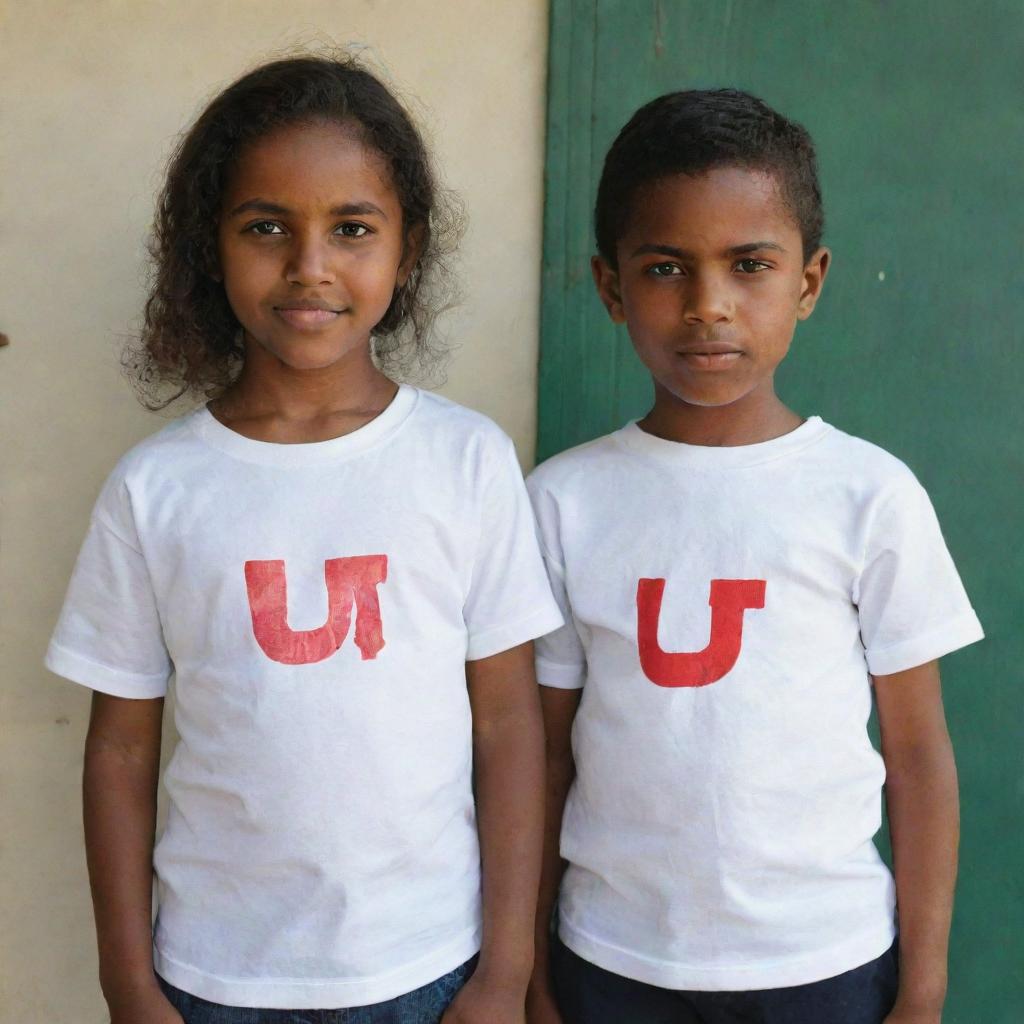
[525,90,983,1024]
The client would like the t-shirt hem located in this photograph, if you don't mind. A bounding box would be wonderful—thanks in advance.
[153,927,481,1009]
[865,613,984,676]
[466,606,564,661]
[44,642,169,698]
[558,919,896,991]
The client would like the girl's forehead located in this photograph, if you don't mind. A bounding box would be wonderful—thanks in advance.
[223,121,396,209]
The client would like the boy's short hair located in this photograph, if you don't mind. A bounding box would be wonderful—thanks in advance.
[595,89,824,265]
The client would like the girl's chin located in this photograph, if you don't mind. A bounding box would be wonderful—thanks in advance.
[249,337,374,373]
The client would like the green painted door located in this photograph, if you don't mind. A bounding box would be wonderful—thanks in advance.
[538,3,1023,1020]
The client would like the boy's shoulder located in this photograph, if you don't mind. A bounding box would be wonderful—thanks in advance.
[527,430,625,495]
[811,421,927,499]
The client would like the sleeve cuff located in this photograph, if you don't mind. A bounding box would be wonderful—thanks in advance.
[536,657,586,690]
[44,643,170,699]
[865,612,985,676]
[465,606,565,662]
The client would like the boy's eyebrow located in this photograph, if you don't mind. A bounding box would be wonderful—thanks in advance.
[227,198,389,219]
[630,241,786,259]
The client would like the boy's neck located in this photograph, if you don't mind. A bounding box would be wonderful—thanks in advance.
[638,385,804,448]
[208,341,399,444]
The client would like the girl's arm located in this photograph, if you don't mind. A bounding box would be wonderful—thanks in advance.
[875,660,959,1024]
[443,641,546,1024]
[84,692,182,1024]
[525,686,580,1024]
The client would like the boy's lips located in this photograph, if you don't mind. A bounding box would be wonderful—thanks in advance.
[676,343,743,370]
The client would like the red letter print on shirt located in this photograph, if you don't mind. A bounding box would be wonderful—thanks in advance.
[636,578,766,687]
[244,555,388,665]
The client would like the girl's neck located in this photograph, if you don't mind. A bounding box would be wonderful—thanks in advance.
[638,383,803,448]
[209,340,399,444]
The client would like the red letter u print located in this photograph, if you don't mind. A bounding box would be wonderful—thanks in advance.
[244,555,388,665]
[636,578,766,687]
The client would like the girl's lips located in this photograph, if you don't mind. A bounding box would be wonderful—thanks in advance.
[275,307,343,329]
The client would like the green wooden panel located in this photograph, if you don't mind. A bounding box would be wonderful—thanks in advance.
[539,3,1023,1019]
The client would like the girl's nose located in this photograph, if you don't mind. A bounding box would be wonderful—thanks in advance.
[683,272,733,324]
[286,236,336,287]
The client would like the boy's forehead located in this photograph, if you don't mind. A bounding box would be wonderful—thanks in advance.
[624,166,800,249]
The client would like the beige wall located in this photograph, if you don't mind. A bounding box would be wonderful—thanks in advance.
[0,2,548,1018]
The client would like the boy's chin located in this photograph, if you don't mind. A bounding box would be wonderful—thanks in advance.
[660,381,761,410]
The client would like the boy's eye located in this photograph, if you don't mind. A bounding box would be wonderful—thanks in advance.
[336,223,370,238]
[647,263,682,277]
[736,258,770,274]
[248,221,284,236]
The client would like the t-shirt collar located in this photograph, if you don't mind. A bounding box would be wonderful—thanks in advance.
[614,415,830,469]
[191,384,419,467]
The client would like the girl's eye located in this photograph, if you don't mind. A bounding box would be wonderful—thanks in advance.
[248,221,284,236]
[647,263,682,277]
[336,223,370,238]
[736,258,770,274]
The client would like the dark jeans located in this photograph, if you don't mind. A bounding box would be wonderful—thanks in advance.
[552,937,899,1024]
[158,957,476,1024]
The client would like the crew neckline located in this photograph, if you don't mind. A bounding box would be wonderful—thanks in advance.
[614,415,830,469]
[191,384,419,467]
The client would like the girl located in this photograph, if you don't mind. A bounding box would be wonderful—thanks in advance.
[47,55,561,1024]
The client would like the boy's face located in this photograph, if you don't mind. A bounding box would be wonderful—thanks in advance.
[593,167,828,413]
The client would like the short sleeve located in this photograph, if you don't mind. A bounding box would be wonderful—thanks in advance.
[462,437,563,661]
[45,473,172,698]
[855,477,983,676]
[526,478,587,689]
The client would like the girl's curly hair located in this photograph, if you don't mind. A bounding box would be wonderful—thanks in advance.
[126,53,460,408]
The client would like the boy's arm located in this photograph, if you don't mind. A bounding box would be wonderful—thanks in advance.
[84,692,182,1024]
[443,642,546,1024]
[526,685,581,1024]
[874,660,959,1024]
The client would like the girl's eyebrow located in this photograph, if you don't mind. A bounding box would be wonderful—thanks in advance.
[630,241,785,259]
[227,198,389,219]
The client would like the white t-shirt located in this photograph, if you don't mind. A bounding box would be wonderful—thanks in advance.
[47,386,563,1009]
[527,416,983,992]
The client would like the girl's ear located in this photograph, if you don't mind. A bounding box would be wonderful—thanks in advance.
[199,237,222,282]
[592,255,626,323]
[397,223,426,287]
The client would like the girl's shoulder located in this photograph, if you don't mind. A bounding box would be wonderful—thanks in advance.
[104,408,208,485]
[410,388,509,441]
[405,387,520,467]
[82,409,207,542]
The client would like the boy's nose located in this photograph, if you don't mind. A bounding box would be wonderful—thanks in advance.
[683,274,733,324]
[286,238,337,287]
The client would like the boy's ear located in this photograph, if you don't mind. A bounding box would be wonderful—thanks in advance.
[397,223,426,286]
[797,247,831,320]
[592,255,626,324]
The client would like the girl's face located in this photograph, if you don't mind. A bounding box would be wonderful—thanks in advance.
[593,166,828,412]
[217,121,414,373]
